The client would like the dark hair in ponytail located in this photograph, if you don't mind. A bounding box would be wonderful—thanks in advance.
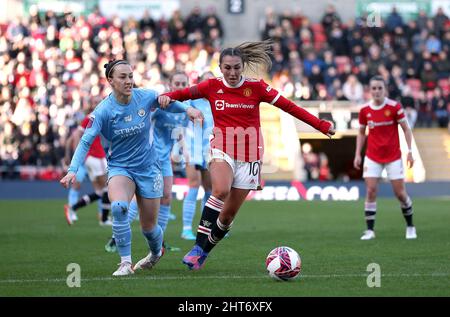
[103,59,130,78]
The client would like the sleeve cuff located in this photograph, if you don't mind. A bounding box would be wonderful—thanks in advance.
[68,167,77,174]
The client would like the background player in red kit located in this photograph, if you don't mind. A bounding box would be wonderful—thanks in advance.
[354,76,417,240]
[159,40,335,270]
[64,114,111,226]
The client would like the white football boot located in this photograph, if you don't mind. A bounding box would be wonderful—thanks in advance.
[99,219,113,226]
[133,248,164,271]
[112,262,134,276]
[71,210,78,222]
[406,226,417,239]
[64,204,73,225]
[360,230,376,240]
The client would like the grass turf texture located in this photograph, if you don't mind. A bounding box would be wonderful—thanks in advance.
[0,198,448,296]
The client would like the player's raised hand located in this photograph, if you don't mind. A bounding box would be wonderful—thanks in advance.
[60,171,76,189]
[186,107,204,124]
[158,95,172,109]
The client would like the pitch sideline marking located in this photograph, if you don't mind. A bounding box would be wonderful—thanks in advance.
[0,273,449,284]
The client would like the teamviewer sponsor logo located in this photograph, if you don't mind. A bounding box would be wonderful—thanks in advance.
[215,100,225,110]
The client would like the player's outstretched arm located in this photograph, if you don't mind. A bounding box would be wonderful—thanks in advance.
[61,114,101,187]
[156,96,203,121]
[273,95,335,137]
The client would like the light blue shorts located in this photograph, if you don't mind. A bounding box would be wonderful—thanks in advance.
[107,163,163,199]
[75,164,87,183]
[160,158,173,177]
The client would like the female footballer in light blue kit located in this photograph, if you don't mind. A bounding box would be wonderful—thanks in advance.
[60,60,203,276]
[104,73,192,253]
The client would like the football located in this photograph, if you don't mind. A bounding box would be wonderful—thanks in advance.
[265,246,302,281]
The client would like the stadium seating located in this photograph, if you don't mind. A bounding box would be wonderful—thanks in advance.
[312,23,327,51]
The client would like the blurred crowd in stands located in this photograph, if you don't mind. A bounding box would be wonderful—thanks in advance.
[0,5,223,178]
[261,4,449,131]
[0,4,449,180]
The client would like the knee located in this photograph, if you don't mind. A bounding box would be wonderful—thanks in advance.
[111,201,128,221]
[212,188,229,201]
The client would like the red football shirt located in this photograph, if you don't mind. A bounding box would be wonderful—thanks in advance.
[359,97,406,163]
[165,77,327,162]
[80,116,106,159]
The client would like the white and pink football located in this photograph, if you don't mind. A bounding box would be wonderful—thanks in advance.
[266,246,302,281]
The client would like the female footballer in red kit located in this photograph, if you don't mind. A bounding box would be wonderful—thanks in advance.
[354,76,416,241]
[159,40,335,270]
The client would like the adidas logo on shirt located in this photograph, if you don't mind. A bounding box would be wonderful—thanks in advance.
[217,89,224,94]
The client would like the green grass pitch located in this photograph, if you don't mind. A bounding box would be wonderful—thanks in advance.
[0,198,448,296]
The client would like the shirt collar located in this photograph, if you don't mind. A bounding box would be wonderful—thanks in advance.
[369,97,387,110]
[222,76,245,88]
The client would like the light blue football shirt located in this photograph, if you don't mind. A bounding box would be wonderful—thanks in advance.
[151,104,190,161]
[188,98,214,133]
[190,98,213,130]
[68,88,188,173]
[186,98,214,161]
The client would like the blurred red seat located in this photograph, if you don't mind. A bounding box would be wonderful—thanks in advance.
[311,23,325,33]
[314,32,327,43]
[172,44,190,60]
